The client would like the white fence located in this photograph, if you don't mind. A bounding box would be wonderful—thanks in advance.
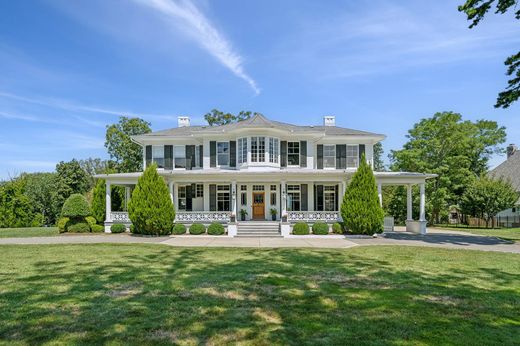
[287,211,339,222]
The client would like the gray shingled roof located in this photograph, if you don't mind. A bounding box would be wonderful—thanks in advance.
[490,151,520,192]
[139,114,384,137]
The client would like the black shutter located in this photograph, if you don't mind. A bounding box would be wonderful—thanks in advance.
[281,141,287,167]
[335,184,339,211]
[164,145,173,170]
[301,184,308,211]
[186,145,195,170]
[316,185,324,211]
[210,141,217,167]
[209,184,217,211]
[359,144,365,163]
[145,145,152,167]
[336,144,346,169]
[230,141,236,168]
[317,144,324,169]
[199,145,203,168]
[186,184,193,211]
[300,141,307,167]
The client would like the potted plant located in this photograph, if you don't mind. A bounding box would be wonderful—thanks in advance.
[240,209,248,221]
[270,208,277,221]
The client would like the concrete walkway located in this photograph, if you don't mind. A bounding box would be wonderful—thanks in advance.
[0,229,518,253]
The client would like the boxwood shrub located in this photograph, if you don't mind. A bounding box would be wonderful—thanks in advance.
[68,222,90,233]
[332,222,344,234]
[189,223,206,235]
[312,222,329,235]
[207,222,225,235]
[292,222,310,235]
[91,224,105,233]
[110,223,126,233]
[172,223,187,235]
[85,216,97,228]
[57,217,70,232]
[61,194,91,219]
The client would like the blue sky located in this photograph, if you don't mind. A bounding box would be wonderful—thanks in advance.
[1,0,519,178]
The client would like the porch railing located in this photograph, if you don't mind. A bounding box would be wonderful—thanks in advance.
[287,211,339,222]
[176,211,232,223]
[110,212,131,223]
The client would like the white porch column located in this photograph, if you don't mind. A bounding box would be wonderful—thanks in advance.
[168,181,174,204]
[281,181,287,217]
[309,182,314,211]
[231,181,237,217]
[419,183,426,222]
[406,184,413,221]
[124,186,130,211]
[173,183,179,211]
[377,182,382,207]
[105,181,111,222]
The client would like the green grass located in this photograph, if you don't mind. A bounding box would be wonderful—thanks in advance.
[0,227,59,238]
[435,225,520,242]
[0,245,518,344]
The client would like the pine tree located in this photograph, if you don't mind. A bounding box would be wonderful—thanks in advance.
[128,163,175,235]
[91,179,106,224]
[341,154,384,234]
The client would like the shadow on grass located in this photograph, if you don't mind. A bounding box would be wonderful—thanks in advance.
[384,232,514,245]
[0,245,518,344]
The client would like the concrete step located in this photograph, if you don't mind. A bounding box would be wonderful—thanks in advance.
[236,234,283,238]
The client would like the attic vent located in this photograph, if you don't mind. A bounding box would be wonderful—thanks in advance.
[178,116,190,127]
[323,116,335,127]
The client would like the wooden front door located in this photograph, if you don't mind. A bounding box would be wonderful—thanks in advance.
[252,192,265,220]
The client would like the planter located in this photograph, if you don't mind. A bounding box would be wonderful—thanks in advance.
[271,214,276,221]
[241,215,246,221]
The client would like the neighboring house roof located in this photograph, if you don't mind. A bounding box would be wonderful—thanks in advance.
[135,113,385,139]
[490,150,520,192]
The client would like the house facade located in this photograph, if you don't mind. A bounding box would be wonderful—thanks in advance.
[490,144,520,227]
[97,114,435,236]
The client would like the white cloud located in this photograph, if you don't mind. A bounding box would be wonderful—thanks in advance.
[132,0,259,94]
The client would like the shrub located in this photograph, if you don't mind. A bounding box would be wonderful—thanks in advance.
[61,194,91,220]
[85,216,97,228]
[130,224,137,234]
[189,223,206,235]
[207,222,225,235]
[57,217,70,232]
[31,213,45,227]
[91,224,105,233]
[68,222,90,233]
[172,223,187,235]
[128,163,175,235]
[312,222,329,235]
[332,222,343,234]
[341,154,384,234]
[91,179,106,224]
[292,222,310,235]
[110,223,126,233]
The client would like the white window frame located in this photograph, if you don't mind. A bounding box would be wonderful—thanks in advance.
[347,145,359,168]
[196,184,203,198]
[152,145,165,169]
[287,142,300,166]
[178,185,187,211]
[323,144,336,169]
[217,184,230,211]
[174,145,186,169]
[287,184,301,211]
[217,142,230,167]
[238,138,247,165]
[269,138,279,163]
[251,137,266,163]
[194,145,200,168]
[323,185,336,211]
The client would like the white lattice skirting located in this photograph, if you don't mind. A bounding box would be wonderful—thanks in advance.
[287,211,339,222]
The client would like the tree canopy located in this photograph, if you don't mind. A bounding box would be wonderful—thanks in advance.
[204,109,260,126]
[459,0,520,108]
[105,116,151,172]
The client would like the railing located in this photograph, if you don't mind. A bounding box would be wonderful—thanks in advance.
[176,211,232,223]
[287,211,339,222]
[110,212,131,223]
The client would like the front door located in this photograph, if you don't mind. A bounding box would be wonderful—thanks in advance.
[252,192,265,220]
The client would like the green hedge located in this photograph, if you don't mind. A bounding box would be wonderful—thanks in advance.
[68,222,90,233]
[332,222,343,234]
[293,222,310,235]
[189,223,206,235]
[207,222,225,235]
[312,222,329,235]
[61,194,91,219]
[172,223,187,235]
[85,216,97,228]
[110,223,126,233]
[91,224,105,233]
[57,217,70,232]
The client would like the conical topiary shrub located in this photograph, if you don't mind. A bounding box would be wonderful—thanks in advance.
[128,163,175,235]
[341,154,384,234]
[61,194,91,221]
[91,179,106,224]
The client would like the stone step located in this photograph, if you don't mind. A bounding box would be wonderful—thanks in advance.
[235,234,283,238]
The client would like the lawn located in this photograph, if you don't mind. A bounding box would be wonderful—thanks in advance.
[0,227,59,238]
[0,245,518,345]
[434,226,520,242]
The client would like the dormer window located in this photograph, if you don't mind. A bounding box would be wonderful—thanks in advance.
[287,142,300,166]
[152,145,165,168]
[217,142,229,166]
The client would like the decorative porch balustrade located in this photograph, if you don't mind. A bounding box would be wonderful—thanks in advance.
[287,211,340,222]
[110,212,131,223]
[176,211,232,223]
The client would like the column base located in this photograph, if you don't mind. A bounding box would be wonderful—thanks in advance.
[405,220,427,235]
[228,223,237,237]
[281,222,290,237]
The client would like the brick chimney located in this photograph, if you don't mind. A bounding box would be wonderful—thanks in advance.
[507,144,517,159]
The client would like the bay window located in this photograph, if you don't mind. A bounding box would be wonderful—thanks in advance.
[238,138,247,165]
[251,137,266,163]
[269,138,279,163]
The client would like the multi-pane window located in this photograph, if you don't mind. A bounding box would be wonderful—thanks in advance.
[269,138,279,163]
[253,185,264,191]
[288,142,300,166]
[238,138,247,165]
[251,137,266,162]
[217,185,230,211]
[196,184,203,198]
[270,192,276,206]
[324,145,336,168]
[347,145,359,168]
[287,184,301,211]
[217,142,229,166]
[152,145,165,168]
[178,186,186,211]
[174,145,186,169]
[241,185,247,191]
[324,186,336,211]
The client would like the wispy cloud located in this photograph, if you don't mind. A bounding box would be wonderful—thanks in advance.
[132,0,259,94]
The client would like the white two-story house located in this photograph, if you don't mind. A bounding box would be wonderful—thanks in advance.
[97,114,435,236]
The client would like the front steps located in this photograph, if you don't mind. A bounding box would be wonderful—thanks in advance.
[236,221,282,238]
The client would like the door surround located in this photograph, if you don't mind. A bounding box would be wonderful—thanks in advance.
[252,192,265,220]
